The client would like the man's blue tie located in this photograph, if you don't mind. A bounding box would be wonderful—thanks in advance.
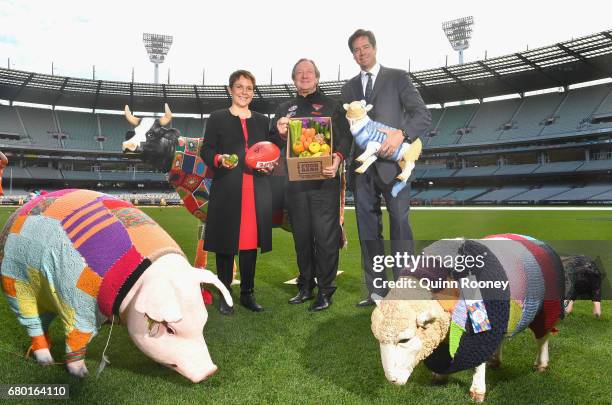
[364,72,373,103]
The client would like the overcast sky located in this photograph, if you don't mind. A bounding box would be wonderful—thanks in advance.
[1,0,610,86]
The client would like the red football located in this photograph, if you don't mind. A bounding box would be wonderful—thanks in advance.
[245,141,280,170]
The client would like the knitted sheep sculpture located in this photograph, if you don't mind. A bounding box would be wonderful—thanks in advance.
[0,189,232,382]
[343,100,423,197]
[371,234,564,402]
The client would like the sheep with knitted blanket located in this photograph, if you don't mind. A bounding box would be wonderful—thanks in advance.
[370,234,566,402]
[343,100,422,197]
[0,189,232,382]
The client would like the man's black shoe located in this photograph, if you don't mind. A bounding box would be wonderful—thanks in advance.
[218,297,234,315]
[288,289,315,304]
[240,293,264,312]
[309,294,332,312]
[356,298,375,307]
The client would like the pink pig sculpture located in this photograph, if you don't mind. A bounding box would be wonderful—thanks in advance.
[0,189,232,382]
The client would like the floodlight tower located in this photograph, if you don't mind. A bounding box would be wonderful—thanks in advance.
[442,16,474,65]
[143,33,173,84]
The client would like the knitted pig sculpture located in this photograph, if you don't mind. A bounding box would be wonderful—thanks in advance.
[0,189,232,382]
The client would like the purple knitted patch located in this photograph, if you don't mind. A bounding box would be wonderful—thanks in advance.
[76,220,133,277]
[64,205,107,234]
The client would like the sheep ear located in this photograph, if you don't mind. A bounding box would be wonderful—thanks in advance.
[366,104,373,112]
[371,293,384,307]
[417,310,437,327]
[343,103,349,111]
[360,99,367,106]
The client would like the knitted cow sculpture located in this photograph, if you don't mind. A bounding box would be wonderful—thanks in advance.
[0,189,232,382]
[343,100,423,197]
[371,234,565,402]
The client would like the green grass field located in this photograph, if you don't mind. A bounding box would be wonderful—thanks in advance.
[0,207,610,404]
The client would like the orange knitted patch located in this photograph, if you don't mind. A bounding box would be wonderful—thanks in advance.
[1,275,16,297]
[66,329,92,352]
[43,190,98,221]
[76,267,102,298]
[31,334,50,351]
[127,224,182,259]
[9,215,26,234]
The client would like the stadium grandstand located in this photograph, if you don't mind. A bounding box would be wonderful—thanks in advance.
[1,29,611,205]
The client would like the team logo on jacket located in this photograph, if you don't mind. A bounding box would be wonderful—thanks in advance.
[288,105,298,112]
[312,104,323,111]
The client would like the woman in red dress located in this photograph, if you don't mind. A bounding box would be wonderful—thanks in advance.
[201,70,283,315]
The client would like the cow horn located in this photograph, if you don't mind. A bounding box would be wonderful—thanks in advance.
[124,105,141,126]
[159,103,172,126]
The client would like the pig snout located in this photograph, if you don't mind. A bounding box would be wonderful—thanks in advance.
[171,356,218,383]
[180,364,218,383]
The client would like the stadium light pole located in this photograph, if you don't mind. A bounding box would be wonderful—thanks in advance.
[143,33,173,85]
[442,16,474,65]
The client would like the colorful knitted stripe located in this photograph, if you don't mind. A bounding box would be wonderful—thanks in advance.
[489,234,563,338]
[480,236,545,337]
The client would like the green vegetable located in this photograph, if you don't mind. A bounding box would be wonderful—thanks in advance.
[299,150,312,158]
[289,119,302,147]
[226,154,238,165]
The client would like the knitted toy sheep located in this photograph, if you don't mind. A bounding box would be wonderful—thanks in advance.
[370,234,565,402]
[343,100,423,197]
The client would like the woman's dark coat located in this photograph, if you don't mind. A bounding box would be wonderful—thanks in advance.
[201,109,283,255]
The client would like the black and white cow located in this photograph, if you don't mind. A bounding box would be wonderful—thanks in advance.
[122,104,180,172]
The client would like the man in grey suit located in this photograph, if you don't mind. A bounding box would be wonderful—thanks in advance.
[341,29,431,306]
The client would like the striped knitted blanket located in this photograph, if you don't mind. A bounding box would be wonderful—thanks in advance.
[0,189,184,353]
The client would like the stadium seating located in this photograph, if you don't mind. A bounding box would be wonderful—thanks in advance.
[56,110,101,150]
[2,166,31,180]
[540,85,611,136]
[27,167,63,180]
[422,165,458,178]
[411,188,454,201]
[16,106,62,149]
[458,98,522,145]
[576,159,612,172]
[474,186,531,202]
[0,104,27,145]
[532,161,584,174]
[443,187,490,202]
[61,170,101,180]
[498,92,564,141]
[545,184,612,201]
[98,114,132,152]
[454,165,499,177]
[427,104,478,147]
[507,186,571,202]
[493,163,540,175]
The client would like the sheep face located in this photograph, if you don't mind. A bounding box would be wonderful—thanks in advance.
[371,299,450,385]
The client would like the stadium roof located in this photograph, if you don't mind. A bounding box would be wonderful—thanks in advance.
[1,29,611,114]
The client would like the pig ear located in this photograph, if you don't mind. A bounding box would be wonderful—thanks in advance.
[343,103,349,111]
[191,268,233,308]
[134,279,183,323]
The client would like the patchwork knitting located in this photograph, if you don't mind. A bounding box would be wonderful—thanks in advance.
[414,234,564,374]
[0,189,184,353]
[168,137,213,221]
